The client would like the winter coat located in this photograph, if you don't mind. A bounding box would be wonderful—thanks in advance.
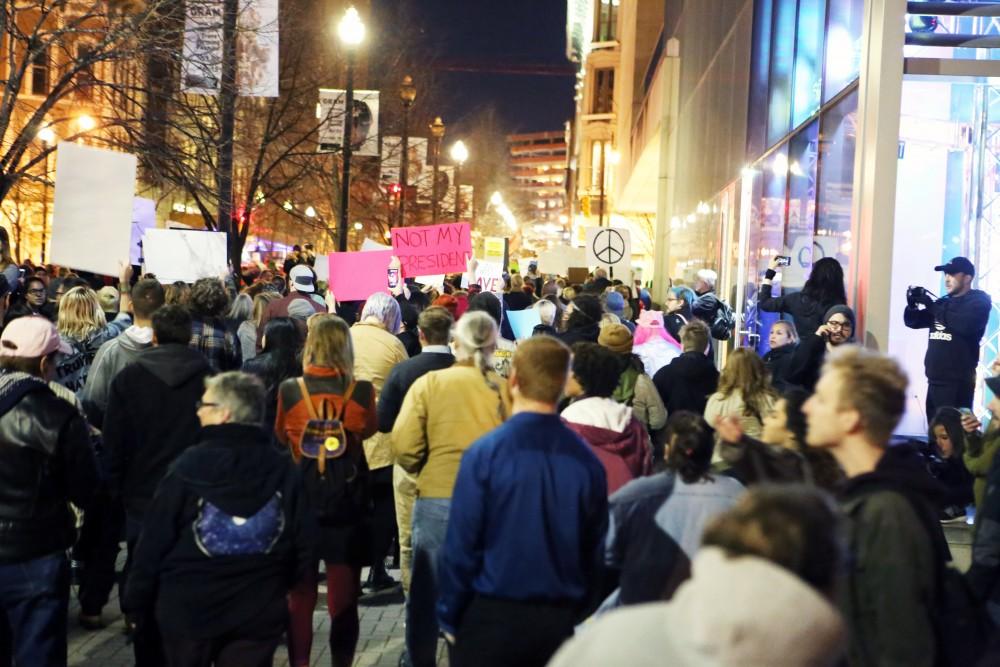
[562,397,652,495]
[603,472,744,608]
[967,446,1000,625]
[376,350,455,434]
[837,444,949,667]
[103,344,212,521]
[190,316,242,374]
[717,435,812,487]
[611,355,667,432]
[964,420,1000,513]
[122,423,314,640]
[351,322,409,471]
[0,372,98,563]
[904,289,991,383]
[54,313,132,393]
[81,324,153,427]
[785,331,830,391]
[392,364,509,499]
[757,285,832,339]
[237,320,257,362]
[558,322,601,347]
[257,293,326,353]
[548,547,846,667]
[704,390,776,446]
[763,342,798,393]
[652,352,719,416]
[242,351,302,432]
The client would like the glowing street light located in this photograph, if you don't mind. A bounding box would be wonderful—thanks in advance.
[77,115,96,132]
[337,6,365,45]
[336,6,366,252]
[305,206,317,218]
[37,127,56,145]
[450,140,469,220]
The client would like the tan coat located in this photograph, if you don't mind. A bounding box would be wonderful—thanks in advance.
[352,322,408,470]
[391,364,509,499]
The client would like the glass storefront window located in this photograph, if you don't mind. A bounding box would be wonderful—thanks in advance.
[785,121,819,289]
[823,0,864,102]
[792,0,825,128]
[767,0,797,147]
[816,88,858,284]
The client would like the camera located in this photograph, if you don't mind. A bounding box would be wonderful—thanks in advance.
[907,285,933,308]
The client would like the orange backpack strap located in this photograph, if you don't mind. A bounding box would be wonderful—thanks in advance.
[296,377,321,421]
[337,380,357,421]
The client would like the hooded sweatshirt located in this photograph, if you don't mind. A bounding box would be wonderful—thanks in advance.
[123,423,313,640]
[548,547,846,667]
[81,324,154,426]
[103,344,212,520]
[562,396,652,494]
[904,288,992,383]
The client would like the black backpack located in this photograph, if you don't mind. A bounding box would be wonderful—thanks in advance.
[295,378,369,524]
[711,300,736,341]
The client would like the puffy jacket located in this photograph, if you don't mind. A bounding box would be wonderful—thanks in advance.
[351,322,409,471]
[0,372,98,563]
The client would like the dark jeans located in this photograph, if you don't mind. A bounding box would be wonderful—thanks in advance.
[126,513,165,667]
[369,466,397,576]
[405,498,450,667]
[926,379,976,423]
[162,634,281,667]
[451,596,578,667]
[0,551,70,667]
[75,494,124,616]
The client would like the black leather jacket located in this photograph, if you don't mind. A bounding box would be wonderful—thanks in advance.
[0,381,98,563]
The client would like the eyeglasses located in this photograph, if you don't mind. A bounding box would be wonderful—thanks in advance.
[27,288,46,295]
[196,400,219,409]
[826,320,852,331]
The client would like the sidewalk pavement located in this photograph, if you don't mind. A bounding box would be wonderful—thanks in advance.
[68,568,413,667]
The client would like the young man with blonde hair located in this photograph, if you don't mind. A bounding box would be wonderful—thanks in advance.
[437,336,608,667]
[804,346,949,667]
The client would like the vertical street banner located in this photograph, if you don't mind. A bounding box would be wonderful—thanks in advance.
[317,89,380,156]
[380,136,402,185]
[237,0,279,97]
[182,0,279,96]
[182,0,223,94]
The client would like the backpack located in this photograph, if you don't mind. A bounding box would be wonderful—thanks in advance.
[296,378,368,523]
[710,300,736,341]
[193,492,285,557]
[612,362,641,407]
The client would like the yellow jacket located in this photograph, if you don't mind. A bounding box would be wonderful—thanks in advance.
[352,322,409,470]
[391,364,509,498]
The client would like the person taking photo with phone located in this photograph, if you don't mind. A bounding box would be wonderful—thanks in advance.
[905,257,992,419]
[758,256,846,340]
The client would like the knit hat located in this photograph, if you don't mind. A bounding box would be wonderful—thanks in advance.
[287,298,316,321]
[599,323,634,354]
[823,305,856,339]
[604,290,626,316]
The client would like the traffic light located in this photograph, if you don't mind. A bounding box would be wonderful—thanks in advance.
[387,182,402,196]
[580,195,591,217]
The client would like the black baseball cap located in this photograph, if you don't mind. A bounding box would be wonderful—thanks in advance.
[935,256,975,277]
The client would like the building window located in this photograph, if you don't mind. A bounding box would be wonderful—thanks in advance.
[592,68,615,114]
[594,0,619,42]
[30,46,49,96]
[75,43,97,100]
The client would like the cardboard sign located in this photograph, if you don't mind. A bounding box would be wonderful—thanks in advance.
[50,142,137,276]
[391,222,471,277]
[143,228,228,284]
[313,253,330,282]
[567,267,590,284]
[327,250,393,301]
[538,246,587,276]
[415,274,445,292]
[507,308,542,340]
[361,238,391,252]
[586,227,631,273]
[462,260,504,293]
[484,237,506,266]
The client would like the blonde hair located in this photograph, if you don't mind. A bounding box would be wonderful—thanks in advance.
[57,287,106,341]
[509,274,524,291]
[717,348,778,421]
[823,346,908,444]
[303,315,354,376]
[251,292,278,326]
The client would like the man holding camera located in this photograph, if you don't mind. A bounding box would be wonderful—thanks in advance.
[904,256,992,420]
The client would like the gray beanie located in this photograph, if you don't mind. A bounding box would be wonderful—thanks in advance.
[823,304,856,339]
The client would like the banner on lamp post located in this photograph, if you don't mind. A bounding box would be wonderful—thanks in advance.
[318,89,380,157]
[380,136,402,185]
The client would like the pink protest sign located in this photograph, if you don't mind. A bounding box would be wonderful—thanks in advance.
[390,222,471,277]
[327,250,393,301]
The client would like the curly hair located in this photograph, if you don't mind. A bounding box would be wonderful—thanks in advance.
[570,342,620,398]
[189,278,230,318]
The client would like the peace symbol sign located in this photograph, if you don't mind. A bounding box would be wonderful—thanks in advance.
[593,229,625,265]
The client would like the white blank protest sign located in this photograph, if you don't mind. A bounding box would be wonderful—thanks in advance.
[143,228,228,284]
[50,142,137,276]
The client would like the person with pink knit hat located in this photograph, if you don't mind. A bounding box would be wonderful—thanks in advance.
[632,310,681,377]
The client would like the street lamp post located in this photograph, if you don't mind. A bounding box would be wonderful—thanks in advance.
[450,140,468,221]
[398,75,416,226]
[429,117,445,224]
[337,6,365,252]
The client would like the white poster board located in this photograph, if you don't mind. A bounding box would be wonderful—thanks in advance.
[538,246,586,276]
[50,142,137,276]
[586,226,631,274]
[313,253,330,282]
[143,228,228,284]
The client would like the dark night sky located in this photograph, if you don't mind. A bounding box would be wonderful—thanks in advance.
[380,0,576,135]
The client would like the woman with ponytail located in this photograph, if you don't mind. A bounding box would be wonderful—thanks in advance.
[391,310,510,667]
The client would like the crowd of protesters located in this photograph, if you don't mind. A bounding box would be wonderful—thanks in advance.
[1,222,1000,667]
